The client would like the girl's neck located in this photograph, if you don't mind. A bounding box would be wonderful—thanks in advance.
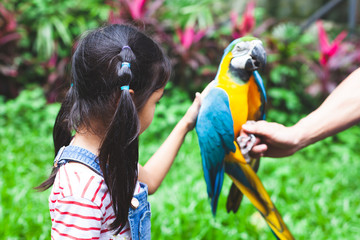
[72,128,103,156]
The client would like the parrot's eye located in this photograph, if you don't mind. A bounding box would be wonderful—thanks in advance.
[232,42,249,56]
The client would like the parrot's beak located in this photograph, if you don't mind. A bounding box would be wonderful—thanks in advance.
[245,43,266,72]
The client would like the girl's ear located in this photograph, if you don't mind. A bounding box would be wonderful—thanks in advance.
[116,89,135,105]
[129,89,135,100]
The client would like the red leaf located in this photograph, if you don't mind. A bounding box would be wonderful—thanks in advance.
[0,32,20,46]
[0,3,17,32]
[241,0,256,35]
[176,26,205,50]
[231,0,256,39]
[317,20,347,67]
[125,0,147,20]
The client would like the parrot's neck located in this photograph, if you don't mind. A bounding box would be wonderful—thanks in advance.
[228,66,251,84]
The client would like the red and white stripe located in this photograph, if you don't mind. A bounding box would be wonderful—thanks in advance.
[49,163,138,239]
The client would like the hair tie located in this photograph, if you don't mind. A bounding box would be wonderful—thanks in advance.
[121,62,131,68]
[121,85,130,91]
[122,45,131,51]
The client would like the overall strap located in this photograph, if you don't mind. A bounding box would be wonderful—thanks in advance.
[54,145,103,176]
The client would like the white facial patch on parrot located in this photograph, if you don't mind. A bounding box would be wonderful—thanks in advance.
[230,40,263,69]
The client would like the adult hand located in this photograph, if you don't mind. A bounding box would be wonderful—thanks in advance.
[241,120,303,158]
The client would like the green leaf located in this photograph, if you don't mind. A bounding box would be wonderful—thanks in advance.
[51,17,72,45]
[35,22,54,60]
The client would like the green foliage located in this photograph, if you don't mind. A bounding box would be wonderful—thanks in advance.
[162,0,222,29]
[0,87,59,239]
[2,0,110,98]
[1,86,360,239]
[1,0,360,238]
[263,23,322,124]
[15,0,110,61]
[260,126,360,239]
[3,0,359,110]
[141,88,360,239]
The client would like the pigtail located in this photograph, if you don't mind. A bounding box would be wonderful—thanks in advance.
[99,46,139,233]
[53,89,73,154]
[36,88,73,190]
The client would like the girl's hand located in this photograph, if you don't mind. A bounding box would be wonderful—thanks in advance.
[181,92,202,132]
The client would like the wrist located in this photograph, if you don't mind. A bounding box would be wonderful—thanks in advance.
[178,117,193,134]
[291,119,311,151]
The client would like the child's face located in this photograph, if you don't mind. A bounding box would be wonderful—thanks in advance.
[138,87,164,134]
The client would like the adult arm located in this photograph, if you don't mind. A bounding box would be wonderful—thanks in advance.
[242,67,360,158]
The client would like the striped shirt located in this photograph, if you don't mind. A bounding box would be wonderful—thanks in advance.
[49,162,142,240]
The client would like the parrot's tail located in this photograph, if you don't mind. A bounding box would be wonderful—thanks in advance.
[226,162,294,240]
[226,156,260,213]
[226,183,243,213]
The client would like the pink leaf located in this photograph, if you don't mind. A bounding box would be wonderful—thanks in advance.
[230,11,240,39]
[194,30,206,43]
[0,32,20,46]
[126,0,147,20]
[181,27,195,50]
[327,31,347,56]
[47,53,57,68]
[316,21,329,53]
[317,20,347,67]
[230,11,238,27]
[231,1,256,38]
[241,0,256,35]
[0,3,17,32]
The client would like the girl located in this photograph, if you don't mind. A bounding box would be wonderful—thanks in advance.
[37,24,201,239]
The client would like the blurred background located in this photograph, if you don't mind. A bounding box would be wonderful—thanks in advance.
[0,0,359,239]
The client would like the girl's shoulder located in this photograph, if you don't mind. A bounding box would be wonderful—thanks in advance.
[51,162,111,210]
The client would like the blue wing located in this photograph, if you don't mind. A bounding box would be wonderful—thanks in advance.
[253,70,267,120]
[195,87,236,215]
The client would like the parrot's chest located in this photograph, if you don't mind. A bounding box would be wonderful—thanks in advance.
[216,83,250,138]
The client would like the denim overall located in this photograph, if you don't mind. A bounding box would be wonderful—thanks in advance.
[54,145,151,240]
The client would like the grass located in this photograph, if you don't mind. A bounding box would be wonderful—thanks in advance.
[144,121,360,239]
[1,87,360,239]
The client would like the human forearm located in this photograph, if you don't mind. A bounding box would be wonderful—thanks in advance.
[139,119,190,194]
[243,68,360,158]
[138,93,201,194]
[294,67,360,149]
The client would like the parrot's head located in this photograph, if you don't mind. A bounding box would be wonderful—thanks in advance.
[219,36,266,83]
[230,36,266,71]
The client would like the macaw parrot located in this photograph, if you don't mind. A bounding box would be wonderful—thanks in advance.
[195,36,294,240]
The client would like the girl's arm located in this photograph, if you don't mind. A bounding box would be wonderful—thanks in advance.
[138,93,202,194]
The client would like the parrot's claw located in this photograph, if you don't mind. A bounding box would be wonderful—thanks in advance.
[237,134,256,164]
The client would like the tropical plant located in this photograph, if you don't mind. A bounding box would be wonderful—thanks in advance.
[305,20,360,98]
[0,3,21,98]
[230,0,256,38]
[1,0,359,111]
[0,0,110,100]
[258,22,318,123]
[0,87,59,238]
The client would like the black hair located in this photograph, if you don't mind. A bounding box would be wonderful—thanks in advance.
[37,24,171,233]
